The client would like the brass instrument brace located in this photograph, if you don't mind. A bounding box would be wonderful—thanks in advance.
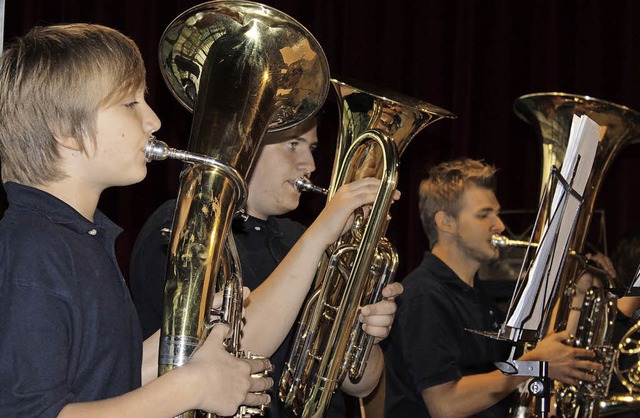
[145,136,248,210]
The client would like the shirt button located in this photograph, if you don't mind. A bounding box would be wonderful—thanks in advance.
[88,229,97,236]
[254,226,261,231]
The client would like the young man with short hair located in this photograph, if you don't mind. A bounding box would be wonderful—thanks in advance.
[383,158,603,418]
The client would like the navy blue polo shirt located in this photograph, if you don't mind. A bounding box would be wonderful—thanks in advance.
[0,182,142,417]
[382,251,511,418]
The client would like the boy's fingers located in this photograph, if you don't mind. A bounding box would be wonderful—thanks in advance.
[247,357,273,374]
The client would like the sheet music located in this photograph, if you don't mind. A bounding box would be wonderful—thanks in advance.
[631,263,640,288]
[506,114,601,333]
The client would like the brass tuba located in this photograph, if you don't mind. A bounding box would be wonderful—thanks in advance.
[601,317,640,415]
[149,2,330,417]
[505,92,640,417]
[278,79,455,417]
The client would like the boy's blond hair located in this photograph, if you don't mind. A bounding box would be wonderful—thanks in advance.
[419,158,497,247]
[0,23,146,185]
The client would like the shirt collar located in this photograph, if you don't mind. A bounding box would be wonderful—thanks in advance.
[233,213,284,237]
[3,181,122,238]
[421,251,475,291]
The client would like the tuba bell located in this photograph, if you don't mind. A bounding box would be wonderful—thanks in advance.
[278,78,455,417]
[149,2,330,417]
[504,92,640,417]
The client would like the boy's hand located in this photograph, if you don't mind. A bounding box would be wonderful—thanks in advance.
[310,177,401,247]
[187,324,273,415]
[359,282,403,343]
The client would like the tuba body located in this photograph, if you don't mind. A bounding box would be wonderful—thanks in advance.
[508,92,640,417]
[278,79,455,417]
[151,2,329,417]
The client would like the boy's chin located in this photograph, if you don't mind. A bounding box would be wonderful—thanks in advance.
[115,169,148,187]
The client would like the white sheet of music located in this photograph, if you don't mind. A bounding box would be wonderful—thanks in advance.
[631,264,640,288]
[506,114,602,333]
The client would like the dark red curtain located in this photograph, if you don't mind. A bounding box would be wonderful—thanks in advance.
[3,0,640,280]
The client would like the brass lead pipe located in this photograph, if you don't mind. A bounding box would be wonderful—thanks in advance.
[490,234,610,279]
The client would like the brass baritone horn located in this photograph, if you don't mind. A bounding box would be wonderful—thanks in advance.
[279,79,455,417]
[153,2,330,417]
[508,93,640,418]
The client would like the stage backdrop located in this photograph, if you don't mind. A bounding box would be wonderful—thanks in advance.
[3,0,640,282]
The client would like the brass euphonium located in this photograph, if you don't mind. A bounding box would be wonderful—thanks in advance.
[504,92,640,417]
[278,79,455,417]
[601,317,640,416]
[148,2,330,417]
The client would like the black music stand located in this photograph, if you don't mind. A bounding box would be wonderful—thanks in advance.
[467,163,583,417]
[495,348,550,418]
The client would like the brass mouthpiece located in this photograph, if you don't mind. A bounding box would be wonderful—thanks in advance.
[491,234,580,256]
[145,136,218,166]
[295,177,329,195]
[491,234,538,249]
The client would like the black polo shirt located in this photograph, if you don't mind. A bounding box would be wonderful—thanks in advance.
[129,199,352,418]
[382,251,510,418]
[0,182,142,417]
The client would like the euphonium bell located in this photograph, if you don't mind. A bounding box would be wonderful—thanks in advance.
[506,93,640,417]
[154,2,330,417]
[278,79,455,417]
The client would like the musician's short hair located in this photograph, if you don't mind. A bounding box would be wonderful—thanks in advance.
[0,23,146,185]
[419,158,497,247]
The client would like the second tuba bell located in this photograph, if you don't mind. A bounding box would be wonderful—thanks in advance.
[279,79,455,417]
[506,92,640,417]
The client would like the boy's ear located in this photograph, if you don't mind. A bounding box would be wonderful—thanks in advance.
[435,210,456,234]
[51,122,84,152]
[53,133,83,152]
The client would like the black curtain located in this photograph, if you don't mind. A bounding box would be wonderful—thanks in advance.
[3,0,640,281]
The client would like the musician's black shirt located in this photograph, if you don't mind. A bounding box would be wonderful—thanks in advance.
[129,199,353,418]
[382,251,511,418]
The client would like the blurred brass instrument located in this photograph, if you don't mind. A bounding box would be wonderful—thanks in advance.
[601,318,640,416]
[149,2,329,417]
[504,93,640,417]
[278,79,455,417]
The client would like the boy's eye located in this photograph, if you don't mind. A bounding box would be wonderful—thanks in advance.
[125,101,139,108]
[286,140,299,149]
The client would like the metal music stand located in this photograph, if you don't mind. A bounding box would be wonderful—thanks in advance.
[468,163,585,418]
[0,0,5,55]
[496,350,551,418]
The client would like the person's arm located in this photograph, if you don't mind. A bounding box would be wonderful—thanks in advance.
[420,330,602,418]
[618,296,640,318]
[141,331,160,386]
[59,325,272,418]
[241,178,397,355]
[422,369,528,418]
